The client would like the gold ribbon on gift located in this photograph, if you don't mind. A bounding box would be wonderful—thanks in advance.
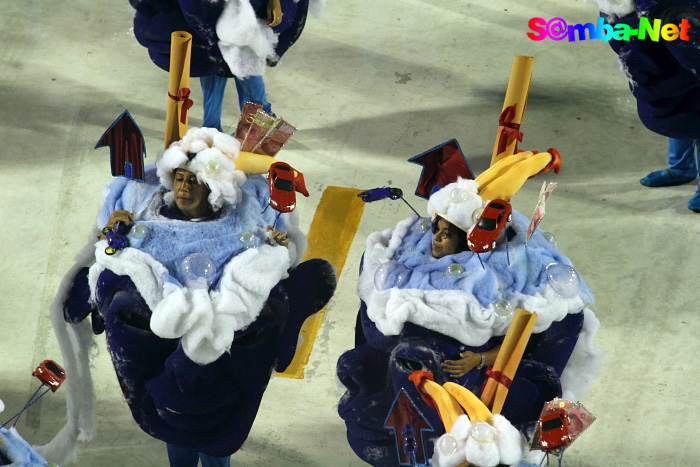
[490,55,534,167]
[164,31,193,148]
[480,308,537,414]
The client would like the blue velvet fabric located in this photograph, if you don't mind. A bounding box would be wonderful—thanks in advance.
[606,1,700,139]
[129,0,309,77]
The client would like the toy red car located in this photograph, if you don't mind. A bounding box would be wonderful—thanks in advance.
[268,162,308,213]
[537,407,571,451]
[32,360,66,392]
[467,199,512,252]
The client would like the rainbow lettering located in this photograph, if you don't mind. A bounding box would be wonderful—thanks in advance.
[527,17,691,42]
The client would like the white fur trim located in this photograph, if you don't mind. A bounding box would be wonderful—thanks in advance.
[216,0,278,78]
[38,230,100,465]
[432,414,526,467]
[88,241,292,365]
[584,0,636,18]
[156,127,247,212]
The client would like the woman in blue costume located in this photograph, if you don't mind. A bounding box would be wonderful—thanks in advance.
[337,174,603,466]
[129,0,324,128]
[48,127,336,466]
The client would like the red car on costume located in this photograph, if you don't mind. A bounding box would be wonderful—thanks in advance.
[268,162,308,213]
[536,407,571,450]
[467,199,512,252]
[33,360,66,392]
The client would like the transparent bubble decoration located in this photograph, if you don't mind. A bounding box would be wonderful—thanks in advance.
[470,422,496,443]
[127,223,149,248]
[545,263,581,298]
[542,231,556,247]
[449,187,469,204]
[178,253,216,288]
[444,263,465,278]
[472,207,484,224]
[204,158,224,179]
[238,230,259,248]
[438,434,458,456]
[416,218,432,234]
[493,299,513,319]
[374,261,410,290]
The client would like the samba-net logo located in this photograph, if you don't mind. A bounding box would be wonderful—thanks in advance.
[527,17,691,42]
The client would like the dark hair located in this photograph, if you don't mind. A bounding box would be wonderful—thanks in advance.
[431,216,469,253]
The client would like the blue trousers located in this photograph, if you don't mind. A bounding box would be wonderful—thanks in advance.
[166,443,231,467]
[668,137,700,188]
[200,75,272,132]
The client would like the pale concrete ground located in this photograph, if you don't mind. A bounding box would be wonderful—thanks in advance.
[1,0,699,465]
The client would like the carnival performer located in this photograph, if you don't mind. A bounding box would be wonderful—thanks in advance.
[46,127,336,466]
[129,0,324,129]
[337,151,602,466]
[593,0,700,210]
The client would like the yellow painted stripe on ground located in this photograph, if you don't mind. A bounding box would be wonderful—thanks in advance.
[276,186,365,379]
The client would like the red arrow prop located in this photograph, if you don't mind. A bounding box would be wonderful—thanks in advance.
[95,110,147,182]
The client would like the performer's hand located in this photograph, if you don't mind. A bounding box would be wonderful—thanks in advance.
[267,0,282,27]
[100,210,134,240]
[266,225,289,247]
[441,351,481,378]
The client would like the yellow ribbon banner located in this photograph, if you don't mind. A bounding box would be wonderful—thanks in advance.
[276,186,365,379]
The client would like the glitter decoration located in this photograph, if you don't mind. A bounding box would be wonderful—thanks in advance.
[374,261,410,290]
[448,187,468,204]
[542,231,556,247]
[438,434,458,455]
[444,263,465,278]
[204,158,223,178]
[471,207,484,224]
[178,253,216,287]
[494,299,513,319]
[470,422,496,443]
[416,218,432,233]
[546,263,581,298]
[238,230,259,248]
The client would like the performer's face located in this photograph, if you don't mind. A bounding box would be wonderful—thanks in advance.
[431,218,463,258]
[173,169,212,219]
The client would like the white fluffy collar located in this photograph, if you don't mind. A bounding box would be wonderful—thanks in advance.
[88,241,292,364]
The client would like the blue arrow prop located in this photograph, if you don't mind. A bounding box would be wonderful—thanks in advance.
[384,388,434,466]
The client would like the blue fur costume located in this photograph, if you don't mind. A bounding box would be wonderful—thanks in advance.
[62,166,336,458]
[337,214,599,466]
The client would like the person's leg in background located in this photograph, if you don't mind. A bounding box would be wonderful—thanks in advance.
[166,443,199,467]
[198,452,231,467]
[234,75,273,115]
[686,140,700,212]
[200,74,228,132]
[641,137,698,188]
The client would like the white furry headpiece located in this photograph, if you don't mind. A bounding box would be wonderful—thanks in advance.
[426,178,485,233]
[585,0,635,17]
[156,127,247,211]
